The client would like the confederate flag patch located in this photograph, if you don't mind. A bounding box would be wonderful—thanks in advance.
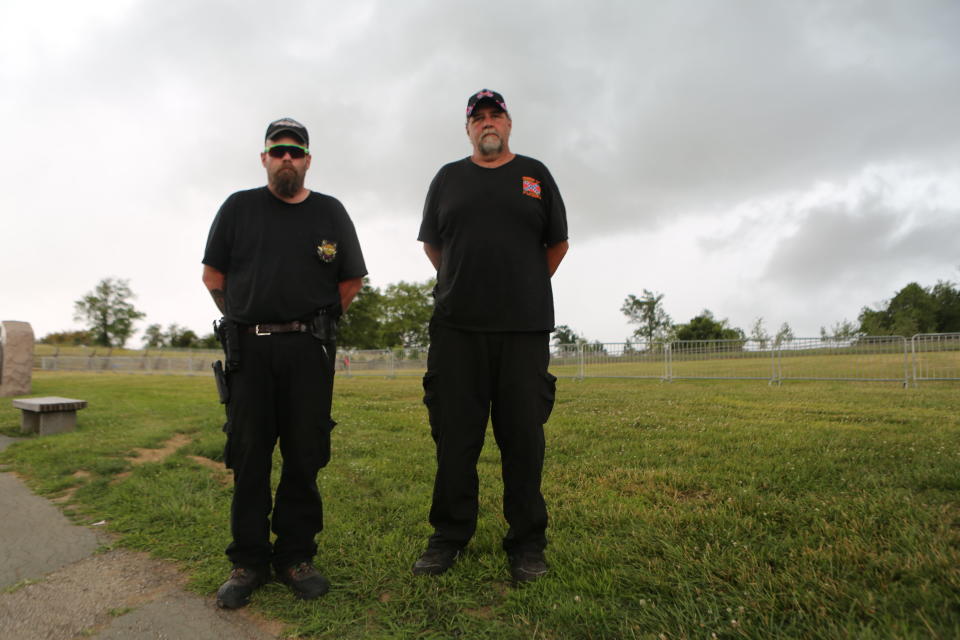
[522,176,542,199]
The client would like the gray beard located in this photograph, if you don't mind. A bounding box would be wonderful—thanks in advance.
[272,168,303,199]
[478,134,502,155]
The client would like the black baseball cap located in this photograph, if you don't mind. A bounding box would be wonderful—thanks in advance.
[466,89,508,117]
[265,117,309,146]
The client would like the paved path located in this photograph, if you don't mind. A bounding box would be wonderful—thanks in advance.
[0,435,281,640]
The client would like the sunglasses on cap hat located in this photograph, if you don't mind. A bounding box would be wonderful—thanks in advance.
[264,143,310,159]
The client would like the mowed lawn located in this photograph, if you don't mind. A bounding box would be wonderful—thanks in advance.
[1,372,958,639]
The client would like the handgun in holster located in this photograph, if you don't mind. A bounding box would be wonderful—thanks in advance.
[309,306,340,343]
[212,360,229,404]
[213,317,241,371]
[212,317,240,405]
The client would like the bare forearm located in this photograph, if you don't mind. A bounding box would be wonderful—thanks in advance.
[202,265,227,314]
[423,242,442,271]
[339,277,363,313]
[546,240,569,277]
[208,289,226,314]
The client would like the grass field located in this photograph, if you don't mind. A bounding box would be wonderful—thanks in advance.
[2,372,959,639]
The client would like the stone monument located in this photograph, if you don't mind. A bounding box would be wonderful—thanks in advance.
[0,321,34,397]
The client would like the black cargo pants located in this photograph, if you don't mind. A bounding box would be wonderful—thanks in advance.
[223,331,335,571]
[422,323,557,555]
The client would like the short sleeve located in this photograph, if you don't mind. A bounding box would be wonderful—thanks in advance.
[539,165,568,246]
[334,202,368,281]
[202,194,237,273]
[417,168,444,245]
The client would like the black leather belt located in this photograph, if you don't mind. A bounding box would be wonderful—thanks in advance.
[245,321,310,336]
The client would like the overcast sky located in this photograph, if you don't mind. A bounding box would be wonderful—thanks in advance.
[3,0,959,345]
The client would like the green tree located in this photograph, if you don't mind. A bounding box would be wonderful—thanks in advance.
[142,324,166,348]
[820,319,861,340]
[858,282,939,336]
[196,332,220,349]
[621,290,672,342]
[552,324,585,346]
[73,277,145,347]
[380,280,435,348]
[774,322,795,346]
[167,324,199,348]
[750,317,770,349]
[39,330,92,346]
[932,280,960,332]
[338,277,386,349]
[587,340,608,355]
[888,283,937,335]
[674,310,745,342]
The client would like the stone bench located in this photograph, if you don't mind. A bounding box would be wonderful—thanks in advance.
[12,397,88,436]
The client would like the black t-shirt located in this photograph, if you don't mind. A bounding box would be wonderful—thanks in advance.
[418,155,568,332]
[203,187,367,324]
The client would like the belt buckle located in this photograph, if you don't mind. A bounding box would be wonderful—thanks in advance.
[255,324,271,336]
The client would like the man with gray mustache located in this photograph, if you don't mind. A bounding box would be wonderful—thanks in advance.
[414,89,569,583]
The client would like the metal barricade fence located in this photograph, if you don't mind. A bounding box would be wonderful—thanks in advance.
[777,336,910,385]
[668,339,775,381]
[911,333,960,383]
[31,334,960,385]
[40,354,217,374]
[337,349,428,377]
[584,341,669,380]
[549,334,957,385]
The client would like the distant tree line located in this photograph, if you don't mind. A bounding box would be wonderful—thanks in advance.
[41,276,960,350]
[141,323,218,349]
[605,288,795,348]
[856,281,960,336]
[41,276,436,351]
[554,279,960,348]
[336,277,435,349]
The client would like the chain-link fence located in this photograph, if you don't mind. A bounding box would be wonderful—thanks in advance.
[34,333,960,385]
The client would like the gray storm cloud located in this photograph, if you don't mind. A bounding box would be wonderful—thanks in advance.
[2,0,958,340]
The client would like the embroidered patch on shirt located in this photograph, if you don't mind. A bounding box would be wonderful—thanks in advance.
[522,176,542,199]
[317,240,338,263]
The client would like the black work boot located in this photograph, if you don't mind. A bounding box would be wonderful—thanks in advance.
[216,566,270,609]
[277,561,330,600]
[411,547,460,576]
[508,550,549,583]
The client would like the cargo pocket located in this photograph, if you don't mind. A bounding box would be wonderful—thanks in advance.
[318,418,336,468]
[539,372,558,424]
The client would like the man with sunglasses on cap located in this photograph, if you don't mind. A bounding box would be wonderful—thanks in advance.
[202,117,367,608]
[413,90,569,583]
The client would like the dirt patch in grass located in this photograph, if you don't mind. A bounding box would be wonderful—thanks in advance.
[128,433,194,465]
[113,434,195,484]
[51,471,93,505]
[187,455,232,485]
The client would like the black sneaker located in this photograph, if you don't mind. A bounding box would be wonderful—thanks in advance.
[509,551,549,583]
[277,561,330,600]
[216,566,270,609]
[411,547,460,575]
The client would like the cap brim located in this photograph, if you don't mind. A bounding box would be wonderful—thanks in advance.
[266,128,307,144]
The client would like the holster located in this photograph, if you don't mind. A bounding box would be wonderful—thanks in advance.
[212,360,229,404]
[213,317,241,371]
[309,307,340,343]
